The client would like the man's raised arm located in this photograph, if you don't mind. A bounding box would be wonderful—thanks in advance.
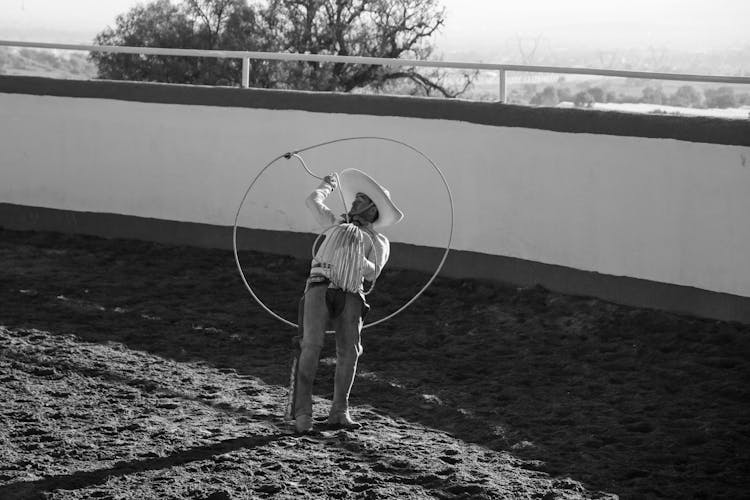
[305,174,339,228]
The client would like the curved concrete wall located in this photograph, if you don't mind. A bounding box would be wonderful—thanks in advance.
[1,76,749,321]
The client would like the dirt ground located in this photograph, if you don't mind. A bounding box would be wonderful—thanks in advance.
[1,228,749,500]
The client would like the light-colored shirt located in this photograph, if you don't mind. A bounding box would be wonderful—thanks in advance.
[306,181,390,286]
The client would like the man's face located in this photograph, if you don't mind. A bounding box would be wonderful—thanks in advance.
[349,192,379,224]
[351,193,373,213]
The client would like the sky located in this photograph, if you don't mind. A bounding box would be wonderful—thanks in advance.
[0,0,748,55]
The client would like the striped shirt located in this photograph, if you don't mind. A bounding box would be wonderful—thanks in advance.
[306,181,390,288]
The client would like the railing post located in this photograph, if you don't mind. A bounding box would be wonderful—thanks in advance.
[241,57,250,88]
[498,68,506,103]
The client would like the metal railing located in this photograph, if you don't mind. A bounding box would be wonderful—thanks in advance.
[2,39,749,102]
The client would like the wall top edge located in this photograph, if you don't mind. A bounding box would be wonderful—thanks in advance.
[1,75,748,147]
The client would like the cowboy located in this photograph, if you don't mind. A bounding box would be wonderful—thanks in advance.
[292,168,403,433]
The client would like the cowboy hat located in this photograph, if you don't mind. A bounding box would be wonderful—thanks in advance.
[339,168,404,230]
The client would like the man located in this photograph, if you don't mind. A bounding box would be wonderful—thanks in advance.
[291,168,403,433]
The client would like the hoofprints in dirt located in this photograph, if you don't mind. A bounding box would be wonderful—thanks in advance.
[1,228,749,499]
[0,326,612,499]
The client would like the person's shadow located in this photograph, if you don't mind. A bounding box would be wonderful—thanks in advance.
[0,434,284,499]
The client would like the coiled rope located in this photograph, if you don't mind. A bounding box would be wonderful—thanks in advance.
[232,136,454,330]
[311,222,378,295]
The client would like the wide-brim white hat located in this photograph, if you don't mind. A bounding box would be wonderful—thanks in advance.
[339,168,404,230]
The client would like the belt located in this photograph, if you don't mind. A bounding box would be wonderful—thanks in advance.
[309,262,331,281]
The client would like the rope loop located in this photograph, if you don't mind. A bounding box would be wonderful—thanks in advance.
[311,222,379,296]
[233,136,454,330]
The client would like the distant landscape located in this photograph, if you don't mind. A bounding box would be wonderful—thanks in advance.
[2,44,749,119]
[0,47,96,80]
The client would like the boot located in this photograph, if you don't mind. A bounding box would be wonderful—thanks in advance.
[327,407,362,429]
[328,348,362,430]
[295,414,314,434]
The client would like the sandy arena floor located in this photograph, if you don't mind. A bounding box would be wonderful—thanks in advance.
[1,228,748,499]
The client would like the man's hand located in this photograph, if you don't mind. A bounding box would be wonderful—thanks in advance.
[323,173,337,190]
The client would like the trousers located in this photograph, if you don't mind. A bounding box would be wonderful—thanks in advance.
[292,280,368,420]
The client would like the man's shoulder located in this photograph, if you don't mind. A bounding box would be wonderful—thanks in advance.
[371,230,389,245]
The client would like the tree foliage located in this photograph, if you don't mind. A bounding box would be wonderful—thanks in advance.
[520,80,744,112]
[668,85,702,108]
[587,87,605,103]
[92,0,268,85]
[91,0,472,96]
[573,91,594,108]
[641,86,666,105]
[704,86,737,108]
[529,86,558,106]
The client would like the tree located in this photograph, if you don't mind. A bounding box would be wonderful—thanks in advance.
[530,86,559,106]
[92,0,283,86]
[91,0,472,97]
[669,85,702,108]
[185,0,240,49]
[704,87,737,109]
[573,91,594,108]
[641,86,665,105]
[587,86,605,103]
[519,83,538,103]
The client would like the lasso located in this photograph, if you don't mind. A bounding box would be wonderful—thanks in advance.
[232,136,454,330]
[312,222,376,295]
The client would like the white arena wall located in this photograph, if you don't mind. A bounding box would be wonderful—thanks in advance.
[1,76,749,322]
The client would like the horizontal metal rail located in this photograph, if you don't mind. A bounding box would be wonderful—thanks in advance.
[2,39,749,100]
